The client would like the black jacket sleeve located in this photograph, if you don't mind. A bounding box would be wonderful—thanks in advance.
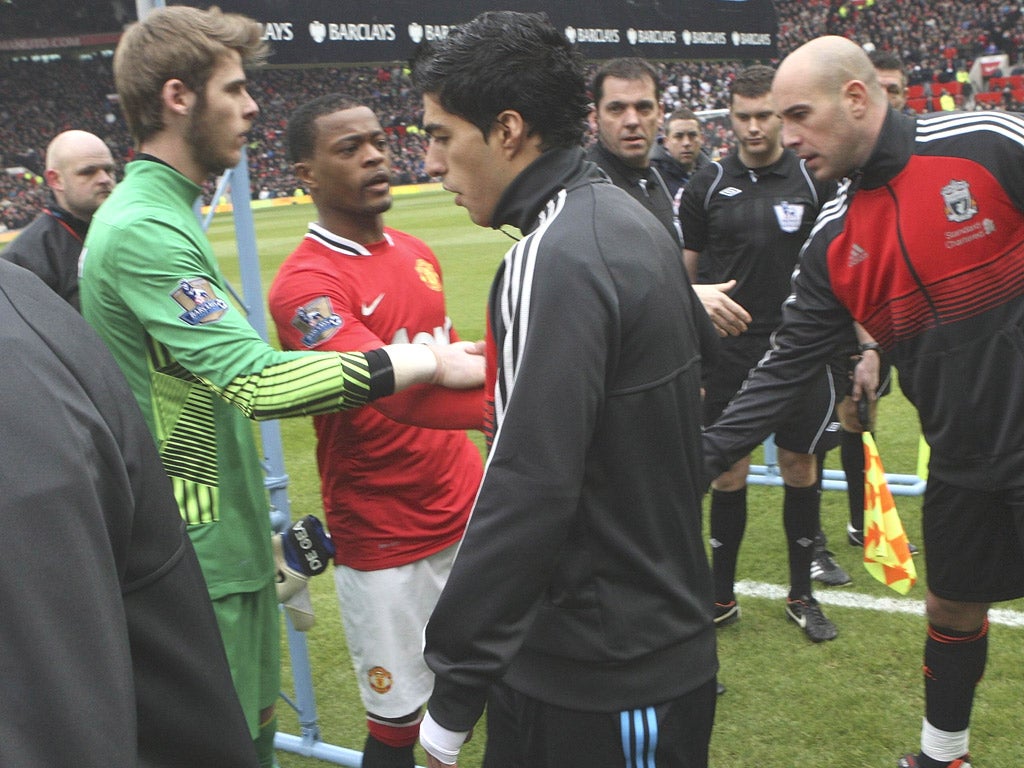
[0,260,257,767]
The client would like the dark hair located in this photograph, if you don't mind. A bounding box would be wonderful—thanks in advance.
[730,64,775,103]
[287,93,366,163]
[591,57,661,105]
[868,49,904,73]
[666,106,700,124]
[410,10,589,150]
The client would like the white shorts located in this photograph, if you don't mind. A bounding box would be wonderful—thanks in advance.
[333,543,458,718]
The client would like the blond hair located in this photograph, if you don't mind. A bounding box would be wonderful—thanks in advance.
[114,5,267,144]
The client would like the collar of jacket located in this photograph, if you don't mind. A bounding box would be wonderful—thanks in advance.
[46,202,89,240]
[590,138,652,186]
[649,141,677,167]
[491,146,604,235]
[649,140,710,168]
[721,148,793,179]
[651,142,701,173]
[856,108,916,190]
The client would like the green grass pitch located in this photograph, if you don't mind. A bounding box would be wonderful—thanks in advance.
[207,190,1024,768]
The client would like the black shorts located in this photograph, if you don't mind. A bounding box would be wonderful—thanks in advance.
[703,333,842,455]
[923,478,1024,602]
[482,677,717,768]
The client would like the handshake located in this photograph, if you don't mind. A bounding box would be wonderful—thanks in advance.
[273,515,335,631]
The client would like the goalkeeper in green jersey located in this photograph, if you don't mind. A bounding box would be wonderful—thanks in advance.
[79,7,482,766]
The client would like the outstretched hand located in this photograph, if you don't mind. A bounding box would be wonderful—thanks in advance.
[692,280,752,337]
[431,340,486,389]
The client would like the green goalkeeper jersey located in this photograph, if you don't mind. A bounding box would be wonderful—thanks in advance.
[81,158,373,597]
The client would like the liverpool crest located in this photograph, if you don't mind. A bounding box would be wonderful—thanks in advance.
[941,180,977,223]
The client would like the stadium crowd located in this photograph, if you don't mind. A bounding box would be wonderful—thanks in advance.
[3,0,1024,231]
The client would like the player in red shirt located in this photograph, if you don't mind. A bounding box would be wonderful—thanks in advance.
[269,94,484,768]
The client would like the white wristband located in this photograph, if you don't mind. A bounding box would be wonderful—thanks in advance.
[419,710,468,765]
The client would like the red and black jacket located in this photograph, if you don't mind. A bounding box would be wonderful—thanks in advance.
[705,108,1024,491]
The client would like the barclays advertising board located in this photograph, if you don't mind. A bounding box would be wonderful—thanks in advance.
[171,0,777,64]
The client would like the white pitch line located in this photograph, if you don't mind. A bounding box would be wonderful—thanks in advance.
[734,580,1024,628]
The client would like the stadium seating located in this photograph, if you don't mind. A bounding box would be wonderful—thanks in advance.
[974,91,1006,107]
[906,97,929,113]
[989,74,1024,90]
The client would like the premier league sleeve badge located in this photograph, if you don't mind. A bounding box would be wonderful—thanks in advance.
[172,277,229,325]
[292,296,343,348]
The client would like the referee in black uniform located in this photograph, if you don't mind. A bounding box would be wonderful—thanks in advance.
[679,65,844,643]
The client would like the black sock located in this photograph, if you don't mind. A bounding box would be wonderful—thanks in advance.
[783,483,820,600]
[924,620,989,732]
[841,429,865,531]
[362,733,415,768]
[709,487,747,604]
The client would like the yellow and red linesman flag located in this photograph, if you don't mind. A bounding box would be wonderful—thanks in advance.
[862,432,917,594]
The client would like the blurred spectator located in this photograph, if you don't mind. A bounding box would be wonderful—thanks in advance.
[869,49,909,110]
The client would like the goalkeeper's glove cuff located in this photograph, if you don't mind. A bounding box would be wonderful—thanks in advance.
[280,514,335,577]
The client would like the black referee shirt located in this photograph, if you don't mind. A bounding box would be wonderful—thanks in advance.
[679,148,835,335]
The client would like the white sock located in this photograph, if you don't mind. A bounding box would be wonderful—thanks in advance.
[921,717,970,762]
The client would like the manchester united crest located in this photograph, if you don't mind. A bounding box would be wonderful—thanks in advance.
[415,259,442,292]
[368,666,393,694]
